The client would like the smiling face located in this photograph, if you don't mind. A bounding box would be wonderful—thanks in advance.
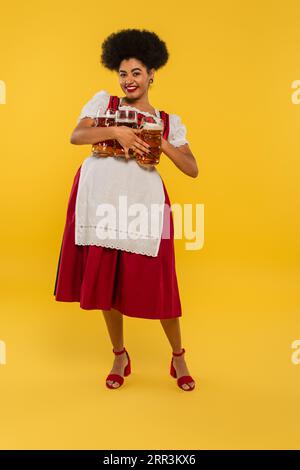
[118,57,154,100]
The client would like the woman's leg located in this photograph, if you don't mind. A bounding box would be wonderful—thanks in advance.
[102,308,128,388]
[160,318,195,390]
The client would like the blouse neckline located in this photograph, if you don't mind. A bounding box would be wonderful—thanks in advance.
[119,97,160,118]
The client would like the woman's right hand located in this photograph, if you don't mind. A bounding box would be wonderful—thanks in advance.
[114,126,151,160]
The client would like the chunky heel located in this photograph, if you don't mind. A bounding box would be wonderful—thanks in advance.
[124,359,131,376]
[170,361,177,378]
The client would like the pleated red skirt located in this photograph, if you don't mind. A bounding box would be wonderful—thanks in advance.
[53,165,182,319]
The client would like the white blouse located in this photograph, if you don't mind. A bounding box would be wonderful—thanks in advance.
[74,90,189,257]
[77,89,190,148]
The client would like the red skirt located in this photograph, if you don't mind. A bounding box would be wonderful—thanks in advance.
[53,165,182,320]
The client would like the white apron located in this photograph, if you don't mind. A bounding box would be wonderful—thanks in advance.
[74,90,189,257]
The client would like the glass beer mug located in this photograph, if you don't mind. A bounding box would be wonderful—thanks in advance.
[136,116,164,165]
[114,109,139,157]
[91,108,116,157]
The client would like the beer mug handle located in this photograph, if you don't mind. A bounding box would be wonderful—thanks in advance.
[138,115,145,130]
[94,104,102,127]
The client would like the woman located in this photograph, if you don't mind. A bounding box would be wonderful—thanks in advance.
[54,29,198,391]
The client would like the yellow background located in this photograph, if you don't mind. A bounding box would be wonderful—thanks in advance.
[0,0,300,450]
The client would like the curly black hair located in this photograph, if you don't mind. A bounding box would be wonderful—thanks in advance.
[100,29,169,72]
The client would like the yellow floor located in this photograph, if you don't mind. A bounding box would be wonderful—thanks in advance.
[1,0,300,452]
[1,255,299,450]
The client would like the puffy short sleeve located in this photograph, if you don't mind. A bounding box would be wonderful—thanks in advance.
[168,114,189,147]
[76,90,110,124]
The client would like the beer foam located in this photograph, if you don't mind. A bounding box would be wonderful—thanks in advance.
[142,122,163,130]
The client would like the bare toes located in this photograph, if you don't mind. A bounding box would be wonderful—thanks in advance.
[180,381,195,390]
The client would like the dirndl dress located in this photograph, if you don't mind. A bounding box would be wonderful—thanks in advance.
[53,92,187,320]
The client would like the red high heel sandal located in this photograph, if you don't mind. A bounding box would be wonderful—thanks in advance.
[106,347,131,389]
[170,348,195,391]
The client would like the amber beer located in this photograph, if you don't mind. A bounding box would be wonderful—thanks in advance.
[137,117,163,165]
[115,110,138,157]
[92,110,116,157]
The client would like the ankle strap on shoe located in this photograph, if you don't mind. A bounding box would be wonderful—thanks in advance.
[113,347,126,355]
[172,347,185,356]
